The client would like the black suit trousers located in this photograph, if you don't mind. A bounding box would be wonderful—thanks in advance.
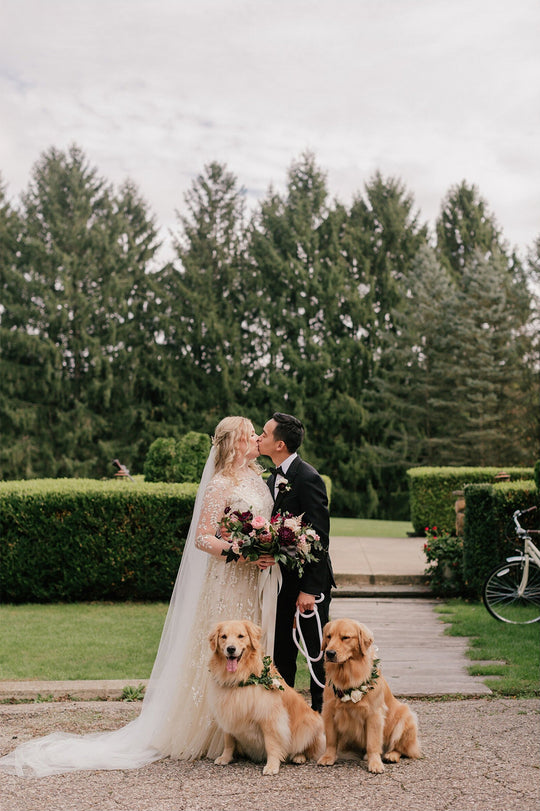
[273,568,331,707]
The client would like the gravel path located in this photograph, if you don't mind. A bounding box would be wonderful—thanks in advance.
[1,698,538,811]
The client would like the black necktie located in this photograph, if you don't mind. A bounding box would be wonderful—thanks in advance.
[273,466,283,476]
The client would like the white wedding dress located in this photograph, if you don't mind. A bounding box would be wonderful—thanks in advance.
[0,456,276,777]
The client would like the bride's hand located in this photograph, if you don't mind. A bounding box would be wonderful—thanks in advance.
[255,554,276,570]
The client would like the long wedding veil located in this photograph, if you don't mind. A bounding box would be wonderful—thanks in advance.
[0,448,217,777]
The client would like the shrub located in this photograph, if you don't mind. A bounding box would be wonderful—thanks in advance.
[535,460,540,490]
[175,432,212,482]
[0,478,197,603]
[423,526,465,596]
[143,432,211,483]
[142,437,178,482]
[463,479,539,597]
[406,466,534,536]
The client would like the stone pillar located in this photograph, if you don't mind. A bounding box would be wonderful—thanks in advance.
[453,490,465,537]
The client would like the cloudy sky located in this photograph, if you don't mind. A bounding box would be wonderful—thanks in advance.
[1,0,539,261]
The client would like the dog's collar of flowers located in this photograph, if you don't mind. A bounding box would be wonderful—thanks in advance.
[237,655,284,691]
[331,658,381,702]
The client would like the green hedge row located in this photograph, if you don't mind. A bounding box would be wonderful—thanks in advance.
[0,478,197,603]
[463,480,539,597]
[406,466,534,535]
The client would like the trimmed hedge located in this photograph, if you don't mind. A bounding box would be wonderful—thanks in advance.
[463,479,539,597]
[143,432,211,483]
[406,466,534,535]
[0,478,197,603]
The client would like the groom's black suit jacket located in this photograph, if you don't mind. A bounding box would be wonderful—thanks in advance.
[267,455,335,596]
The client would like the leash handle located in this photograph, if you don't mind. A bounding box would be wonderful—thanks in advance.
[293,593,325,689]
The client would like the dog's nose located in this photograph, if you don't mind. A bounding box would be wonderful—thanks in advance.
[226,645,237,656]
[325,649,337,661]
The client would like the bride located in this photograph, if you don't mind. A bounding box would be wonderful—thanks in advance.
[0,416,277,777]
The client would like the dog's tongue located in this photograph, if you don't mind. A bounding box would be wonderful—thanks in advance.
[227,657,238,673]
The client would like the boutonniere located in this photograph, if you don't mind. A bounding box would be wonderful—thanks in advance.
[277,481,291,493]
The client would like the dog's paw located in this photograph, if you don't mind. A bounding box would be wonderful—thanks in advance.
[367,754,385,773]
[262,759,280,776]
[214,755,233,766]
[291,753,307,764]
[383,750,401,763]
[317,752,336,767]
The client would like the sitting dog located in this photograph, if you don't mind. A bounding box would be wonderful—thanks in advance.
[317,618,421,773]
[208,619,324,775]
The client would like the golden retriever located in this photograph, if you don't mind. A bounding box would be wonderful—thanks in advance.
[317,618,421,773]
[208,619,324,775]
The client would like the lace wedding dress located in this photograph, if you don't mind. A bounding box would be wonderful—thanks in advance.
[0,457,276,777]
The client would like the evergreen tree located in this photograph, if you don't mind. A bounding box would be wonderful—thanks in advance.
[15,145,163,476]
[446,249,532,464]
[436,181,505,279]
[342,173,429,516]
[246,153,366,485]
[97,179,167,472]
[368,245,458,469]
[161,161,250,432]
[525,236,540,452]
[0,177,50,478]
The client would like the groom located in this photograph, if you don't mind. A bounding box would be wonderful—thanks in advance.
[258,412,335,712]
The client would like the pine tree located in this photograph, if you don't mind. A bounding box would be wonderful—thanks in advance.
[15,145,164,476]
[525,236,540,452]
[96,179,167,472]
[436,181,504,279]
[0,176,50,478]
[341,173,429,515]
[368,245,458,467]
[445,250,532,464]
[161,161,250,431]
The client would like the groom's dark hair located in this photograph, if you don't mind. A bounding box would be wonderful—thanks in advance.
[272,412,305,453]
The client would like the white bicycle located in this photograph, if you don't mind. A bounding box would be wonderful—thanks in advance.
[482,506,540,624]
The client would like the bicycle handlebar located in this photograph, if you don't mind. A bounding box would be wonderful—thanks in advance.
[513,505,538,535]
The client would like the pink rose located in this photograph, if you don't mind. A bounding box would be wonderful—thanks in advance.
[251,515,267,529]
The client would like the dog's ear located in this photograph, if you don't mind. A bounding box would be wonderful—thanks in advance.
[321,621,332,651]
[208,623,222,652]
[357,623,374,655]
[244,620,262,649]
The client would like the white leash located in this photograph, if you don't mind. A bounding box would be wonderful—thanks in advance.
[292,593,325,689]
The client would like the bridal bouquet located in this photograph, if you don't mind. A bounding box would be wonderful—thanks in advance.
[219,507,323,576]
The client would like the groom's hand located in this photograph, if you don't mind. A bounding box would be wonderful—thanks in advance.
[296,591,316,613]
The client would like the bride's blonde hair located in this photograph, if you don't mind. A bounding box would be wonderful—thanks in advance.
[212,416,261,478]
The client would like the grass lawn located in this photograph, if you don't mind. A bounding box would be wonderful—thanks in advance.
[436,599,539,698]
[330,517,415,538]
[0,602,167,681]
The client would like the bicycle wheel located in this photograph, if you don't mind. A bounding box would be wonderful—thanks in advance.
[483,558,540,624]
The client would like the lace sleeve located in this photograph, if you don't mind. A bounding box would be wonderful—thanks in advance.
[194,475,231,557]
